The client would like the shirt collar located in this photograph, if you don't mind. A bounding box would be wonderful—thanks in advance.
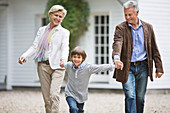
[128,18,142,30]
[46,23,62,31]
[72,61,85,71]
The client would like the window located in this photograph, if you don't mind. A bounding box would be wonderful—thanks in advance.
[35,14,48,31]
[94,14,109,75]
[41,17,47,26]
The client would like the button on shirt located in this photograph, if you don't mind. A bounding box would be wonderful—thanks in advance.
[128,19,147,62]
[72,62,86,78]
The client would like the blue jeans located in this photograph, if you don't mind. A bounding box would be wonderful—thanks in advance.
[122,62,148,113]
[66,96,84,113]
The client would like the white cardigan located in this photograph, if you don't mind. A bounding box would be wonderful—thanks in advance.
[21,24,70,69]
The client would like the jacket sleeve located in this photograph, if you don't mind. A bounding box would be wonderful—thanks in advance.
[21,27,44,60]
[150,25,164,73]
[112,25,123,58]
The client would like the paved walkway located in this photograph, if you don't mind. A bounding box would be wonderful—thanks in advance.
[0,88,170,113]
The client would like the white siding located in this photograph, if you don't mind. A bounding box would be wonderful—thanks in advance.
[139,0,170,89]
[8,0,47,86]
[0,9,7,84]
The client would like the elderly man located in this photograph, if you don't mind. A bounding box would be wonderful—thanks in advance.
[19,5,70,113]
[112,1,164,113]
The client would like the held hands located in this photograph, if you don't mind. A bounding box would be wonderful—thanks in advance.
[156,72,163,78]
[114,59,124,70]
[18,57,26,64]
[60,59,66,68]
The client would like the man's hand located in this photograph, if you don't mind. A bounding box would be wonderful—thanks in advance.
[156,72,163,78]
[18,57,26,64]
[60,59,66,68]
[114,59,124,70]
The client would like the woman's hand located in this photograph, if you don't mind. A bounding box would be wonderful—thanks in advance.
[18,57,26,64]
[60,59,66,68]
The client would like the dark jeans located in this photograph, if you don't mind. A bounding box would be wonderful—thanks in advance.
[66,96,84,113]
[122,62,148,113]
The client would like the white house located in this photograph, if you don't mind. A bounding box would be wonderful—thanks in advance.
[0,0,170,90]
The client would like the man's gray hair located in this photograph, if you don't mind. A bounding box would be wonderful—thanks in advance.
[123,0,139,13]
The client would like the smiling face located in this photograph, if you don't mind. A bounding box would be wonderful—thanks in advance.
[124,7,139,26]
[49,11,64,29]
[71,54,84,68]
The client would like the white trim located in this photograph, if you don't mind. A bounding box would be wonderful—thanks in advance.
[6,0,12,90]
[35,14,47,31]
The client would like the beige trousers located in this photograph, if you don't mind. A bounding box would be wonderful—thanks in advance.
[37,62,65,113]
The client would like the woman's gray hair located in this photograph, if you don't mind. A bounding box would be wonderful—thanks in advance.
[123,0,139,13]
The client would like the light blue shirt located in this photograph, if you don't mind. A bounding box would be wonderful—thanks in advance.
[113,19,147,62]
[72,62,86,71]
[129,19,147,62]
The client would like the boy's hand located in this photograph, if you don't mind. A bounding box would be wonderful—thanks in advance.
[114,59,124,70]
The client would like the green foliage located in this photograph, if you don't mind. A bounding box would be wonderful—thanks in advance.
[45,0,90,50]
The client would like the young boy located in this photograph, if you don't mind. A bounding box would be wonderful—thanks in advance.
[62,46,123,113]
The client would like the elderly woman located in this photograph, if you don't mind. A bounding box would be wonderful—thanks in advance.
[18,5,70,113]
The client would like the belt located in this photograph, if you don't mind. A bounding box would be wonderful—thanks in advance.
[131,59,147,66]
[41,60,49,65]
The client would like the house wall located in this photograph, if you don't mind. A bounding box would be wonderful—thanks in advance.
[139,0,170,89]
[7,0,47,87]
[81,0,124,63]
[0,9,7,84]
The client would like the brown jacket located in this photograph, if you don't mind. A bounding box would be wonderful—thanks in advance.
[112,20,164,83]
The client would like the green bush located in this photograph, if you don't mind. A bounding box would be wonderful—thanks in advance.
[45,0,90,50]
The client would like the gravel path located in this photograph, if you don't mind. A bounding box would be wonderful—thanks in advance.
[0,89,170,113]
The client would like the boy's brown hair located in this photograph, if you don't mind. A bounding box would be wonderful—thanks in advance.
[71,46,87,61]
